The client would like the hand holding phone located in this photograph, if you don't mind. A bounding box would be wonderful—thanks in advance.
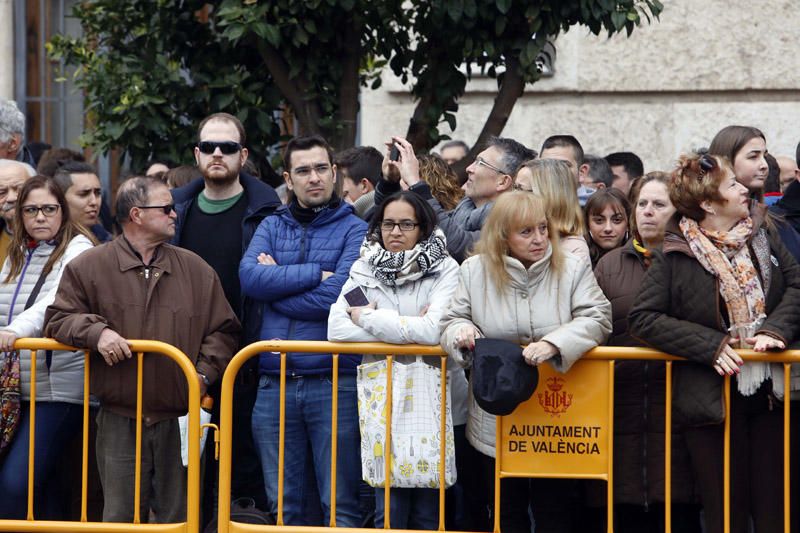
[344,286,370,307]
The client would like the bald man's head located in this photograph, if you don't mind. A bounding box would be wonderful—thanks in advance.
[0,160,34,228]
[776,155,800,193]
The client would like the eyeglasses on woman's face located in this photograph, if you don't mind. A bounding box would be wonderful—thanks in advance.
[380,220,419,232]
[21,204,60,218]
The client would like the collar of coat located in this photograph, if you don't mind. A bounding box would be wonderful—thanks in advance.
[501,245,553,288]
[115,236,173,275]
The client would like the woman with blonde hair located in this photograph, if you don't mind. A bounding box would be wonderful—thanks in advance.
[514,158,591,262]
[440,191,611,531]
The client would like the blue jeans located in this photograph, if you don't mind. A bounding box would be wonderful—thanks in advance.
[375,487,439,530]
[0,401,82,519]
[252,373,361,526]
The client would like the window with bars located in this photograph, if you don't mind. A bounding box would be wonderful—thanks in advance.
[14,0,83,151]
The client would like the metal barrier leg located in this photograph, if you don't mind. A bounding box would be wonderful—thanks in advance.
[330,354,339,528]
[439,356,447,532]
[723,376,731,533]
[26,350,37,521]
[81,351,90,522]
[665,361,673,533]
[384,355,394,529]
[494,415,501,533]
[277,352,287,526]
[785,363,791,533]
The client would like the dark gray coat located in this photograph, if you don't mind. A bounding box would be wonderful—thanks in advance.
[629,220,800,427]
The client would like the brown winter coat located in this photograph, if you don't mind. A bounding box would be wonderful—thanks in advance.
[592,241,695,506]
[628,219,800,427]
[44,237,241,423]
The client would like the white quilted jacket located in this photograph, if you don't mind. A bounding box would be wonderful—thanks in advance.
[0,235,94,403]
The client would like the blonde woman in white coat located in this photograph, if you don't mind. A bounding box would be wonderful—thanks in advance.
[0,176,95,519]
[328,191,464,530]
[440,191,611,531]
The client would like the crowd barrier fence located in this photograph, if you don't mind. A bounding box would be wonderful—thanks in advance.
[0,340,796,533]
[217,342,800,533]
[0,338,202,533]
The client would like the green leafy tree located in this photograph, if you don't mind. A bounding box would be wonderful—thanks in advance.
[50,0,663,174]
[49,0,285,173]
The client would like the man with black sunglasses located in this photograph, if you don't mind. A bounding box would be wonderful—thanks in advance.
[171,112,281,516]
[44,176,240,523]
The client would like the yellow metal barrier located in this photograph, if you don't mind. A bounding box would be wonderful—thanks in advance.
[0,338,202,533]
[218,343,799,533]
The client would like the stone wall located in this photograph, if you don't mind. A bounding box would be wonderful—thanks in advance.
[0,0,14,99]
[360,0,800,171]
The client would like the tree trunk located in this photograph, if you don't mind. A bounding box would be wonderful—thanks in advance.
[472,57,525,158]
[449,55,526,181]
[332,20,362,151]
[253,38,323,137]
[405,89,436,153]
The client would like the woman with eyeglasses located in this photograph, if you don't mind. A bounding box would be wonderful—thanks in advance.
[629,154,800,533]
[0,176,95,519]
[584,187,631,268]
[514,158,591,263]
[589,171,701,532]
[328,191,464,530]
[440,191,611,531]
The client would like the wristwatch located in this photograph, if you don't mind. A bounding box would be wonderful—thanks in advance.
[198,373,210,387]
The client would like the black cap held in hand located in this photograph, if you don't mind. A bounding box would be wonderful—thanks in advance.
[472,338,539,416]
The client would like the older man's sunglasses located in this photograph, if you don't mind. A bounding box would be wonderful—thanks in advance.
[197,141,242,155]
[135,204,175,215]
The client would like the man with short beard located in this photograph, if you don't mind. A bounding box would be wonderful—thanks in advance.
[0,160,35,261]
[171,112,280,515]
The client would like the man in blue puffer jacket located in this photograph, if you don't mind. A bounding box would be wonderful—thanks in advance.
[240,135,367,527]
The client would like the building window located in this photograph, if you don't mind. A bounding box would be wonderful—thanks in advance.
[14,0,83,150]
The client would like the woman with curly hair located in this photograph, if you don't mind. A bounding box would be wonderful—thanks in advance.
[418,154,463,211]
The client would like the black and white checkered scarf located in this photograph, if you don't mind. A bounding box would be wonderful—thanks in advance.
[360,228,448,288]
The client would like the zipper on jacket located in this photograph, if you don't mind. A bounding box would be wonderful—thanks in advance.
[285,227,309,376]
[7,248,35,325]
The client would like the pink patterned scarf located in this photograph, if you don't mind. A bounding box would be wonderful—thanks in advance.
[679,216,769,395]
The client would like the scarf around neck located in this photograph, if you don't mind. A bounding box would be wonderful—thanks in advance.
[290,194,340,225]
[679,216,771,396]
[360,228,447,287]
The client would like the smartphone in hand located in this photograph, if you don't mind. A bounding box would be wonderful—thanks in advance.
[344,286,370,307]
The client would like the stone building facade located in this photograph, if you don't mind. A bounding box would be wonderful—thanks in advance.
[360,0,800,171]
[1,0,798,171]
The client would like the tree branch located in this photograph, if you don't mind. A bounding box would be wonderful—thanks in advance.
[334,21,362,150]
[253,38,323,135]
[405,89,437,152]
[449,56,525,181]
[470,56,525,159]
